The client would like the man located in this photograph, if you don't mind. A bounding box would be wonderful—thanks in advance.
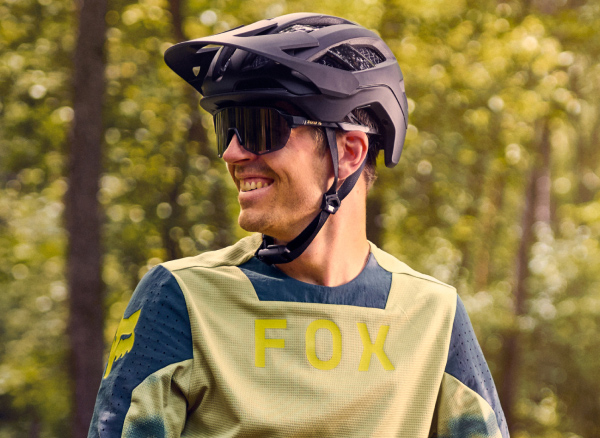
[89,13,509,438]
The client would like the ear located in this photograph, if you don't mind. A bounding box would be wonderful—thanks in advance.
[337,130,369,181]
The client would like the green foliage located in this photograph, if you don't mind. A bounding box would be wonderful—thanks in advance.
[0,0,74,435]
[0,182,70,437]
[1,0,600,436]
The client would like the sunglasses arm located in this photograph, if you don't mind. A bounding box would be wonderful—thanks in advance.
[286,115,377,135]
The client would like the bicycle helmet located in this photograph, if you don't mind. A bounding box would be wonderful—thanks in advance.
[164,13,408,264]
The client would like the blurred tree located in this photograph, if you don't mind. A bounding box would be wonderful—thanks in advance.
[500,118,551,427]
[65,0,107,435]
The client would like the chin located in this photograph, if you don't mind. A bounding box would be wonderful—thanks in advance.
[239,212,289,241]
[238,211,268,234]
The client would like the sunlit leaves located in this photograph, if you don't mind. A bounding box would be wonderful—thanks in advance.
[2,0,600,436]
[0,179,69,436]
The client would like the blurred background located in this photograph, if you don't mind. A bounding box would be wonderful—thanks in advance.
[1,0,599,436]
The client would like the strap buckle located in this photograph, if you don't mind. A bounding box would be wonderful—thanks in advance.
[321,193,341,214]
[256,244,292,264]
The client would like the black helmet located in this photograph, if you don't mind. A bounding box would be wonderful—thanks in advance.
[165,13,408,264]
[164,12,408,167]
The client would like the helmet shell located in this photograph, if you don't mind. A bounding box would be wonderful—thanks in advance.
[164,13,408,167]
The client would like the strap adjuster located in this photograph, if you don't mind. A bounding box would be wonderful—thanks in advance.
[256,244,292,263]
[321,193,341,214]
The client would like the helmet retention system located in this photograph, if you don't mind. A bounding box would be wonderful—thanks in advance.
[164,12,408,264]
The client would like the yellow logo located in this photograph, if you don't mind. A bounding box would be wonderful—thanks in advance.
[104,309,141,378]
[254,318,394,371]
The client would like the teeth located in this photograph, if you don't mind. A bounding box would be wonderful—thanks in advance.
[241,180,272,192]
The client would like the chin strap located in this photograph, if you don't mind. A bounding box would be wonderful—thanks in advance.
[256,127,366,265]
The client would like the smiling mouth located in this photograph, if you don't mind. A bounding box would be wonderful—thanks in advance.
[240,179,274,192]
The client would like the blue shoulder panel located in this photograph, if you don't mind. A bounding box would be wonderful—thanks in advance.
[445,296,509,438]
[88,265,193,438]
[239,253,392,309]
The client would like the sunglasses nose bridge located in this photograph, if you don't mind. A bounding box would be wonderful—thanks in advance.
[226,127,243,146]
[222,127,256,161]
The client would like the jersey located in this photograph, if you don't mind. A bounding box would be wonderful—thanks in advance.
[88,234,509,438]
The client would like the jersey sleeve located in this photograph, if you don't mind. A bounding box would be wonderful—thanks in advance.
[88,265,194,438]
[430,296,510,438]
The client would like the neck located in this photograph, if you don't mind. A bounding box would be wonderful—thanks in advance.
[273,185,370,287]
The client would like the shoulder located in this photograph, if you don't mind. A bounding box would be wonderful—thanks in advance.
[369,241,455,291]
[89,265,194,437]
[156,236,262,306]
[369,241,456,310]
[115,265,194,374]
[162,234,262,273]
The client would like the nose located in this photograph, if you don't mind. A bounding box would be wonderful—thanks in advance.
[222,133,257,164]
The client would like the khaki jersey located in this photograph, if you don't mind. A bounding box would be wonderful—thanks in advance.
[89,234,508,437]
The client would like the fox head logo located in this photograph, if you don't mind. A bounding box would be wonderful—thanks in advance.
[104,309,141,378]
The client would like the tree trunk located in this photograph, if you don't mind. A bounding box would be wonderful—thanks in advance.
[474,169,506,291]
[65,0,107,435]
[28,413,40,438]
[500,118,551,431]
[499,160,536,431]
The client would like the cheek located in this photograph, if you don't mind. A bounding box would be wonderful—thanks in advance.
[226,164,236,181]
[275,130,332,194]
[312,155,333,191]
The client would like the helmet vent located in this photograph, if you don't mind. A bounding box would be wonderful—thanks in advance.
[279,24,327,33]
[354,46,385,66]
[214,46,236,77]
[246,53,271,70]
[316,44,385,71]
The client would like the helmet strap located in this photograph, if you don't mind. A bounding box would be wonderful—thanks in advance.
[256,127,366,265]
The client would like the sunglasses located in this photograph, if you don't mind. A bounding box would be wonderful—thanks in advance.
[213,107,377,157]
